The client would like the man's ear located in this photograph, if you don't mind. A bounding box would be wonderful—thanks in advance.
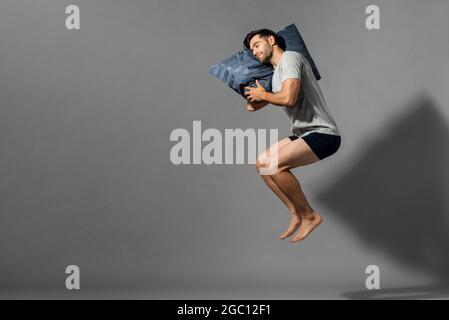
[268,35,276,46]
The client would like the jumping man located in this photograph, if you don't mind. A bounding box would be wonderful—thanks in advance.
[243,29,341,243]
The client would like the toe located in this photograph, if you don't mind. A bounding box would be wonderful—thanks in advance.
[290,232,304,243]
[280,231,292,239]
[280,226,299,239]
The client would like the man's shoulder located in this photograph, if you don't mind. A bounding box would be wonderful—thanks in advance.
[284,50,300,56]
[281,51,305,64]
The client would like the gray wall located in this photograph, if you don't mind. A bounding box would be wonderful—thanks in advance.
[1,0,448,298]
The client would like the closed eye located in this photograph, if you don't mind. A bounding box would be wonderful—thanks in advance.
[251,41,260,55]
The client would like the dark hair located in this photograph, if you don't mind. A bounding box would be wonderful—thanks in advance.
[243,28,286,51]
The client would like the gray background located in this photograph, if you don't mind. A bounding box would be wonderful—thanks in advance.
[1,0,449,299]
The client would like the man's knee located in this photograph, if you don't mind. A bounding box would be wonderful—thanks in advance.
[255,154,265,172]
[256,152,287,175]
[256,151,272,172]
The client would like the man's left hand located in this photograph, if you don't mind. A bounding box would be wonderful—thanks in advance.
[244,80,266,103]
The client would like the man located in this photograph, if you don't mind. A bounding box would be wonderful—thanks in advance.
[243,29,341,243]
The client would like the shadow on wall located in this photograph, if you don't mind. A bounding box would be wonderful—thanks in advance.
[316,93,449,299]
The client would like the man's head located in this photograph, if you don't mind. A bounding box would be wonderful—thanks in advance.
[243,29,286,64]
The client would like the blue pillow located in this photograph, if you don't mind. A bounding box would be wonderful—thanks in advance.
[279,24,321,81]
[208,23,321,99]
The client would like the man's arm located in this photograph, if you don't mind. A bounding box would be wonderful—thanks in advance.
[246,100,268,112]
[244,78,301,108]
[261,78,301,108]
[245,53,303,108]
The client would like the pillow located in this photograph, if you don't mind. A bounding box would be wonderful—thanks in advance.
[279,24,321,81]
[208,23,321,99]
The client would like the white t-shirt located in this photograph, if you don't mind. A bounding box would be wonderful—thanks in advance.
[271,51,340,137]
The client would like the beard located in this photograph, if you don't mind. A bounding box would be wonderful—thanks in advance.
[259,48,273,64]
[260,56,270,64]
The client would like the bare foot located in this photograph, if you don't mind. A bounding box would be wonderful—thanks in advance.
[280,215,302,239]
[289,212,322,243]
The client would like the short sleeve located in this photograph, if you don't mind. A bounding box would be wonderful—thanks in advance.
[280,53,303,83]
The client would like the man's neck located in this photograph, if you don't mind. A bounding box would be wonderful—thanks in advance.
[270,47,285,69]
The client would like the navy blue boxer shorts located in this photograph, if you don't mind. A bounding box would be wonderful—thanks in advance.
[288,132,341,160]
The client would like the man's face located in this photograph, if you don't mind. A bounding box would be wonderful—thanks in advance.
[249,34,274,64]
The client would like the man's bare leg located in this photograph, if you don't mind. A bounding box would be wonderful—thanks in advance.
[268,138,323,243]
[257,137,321,241]
[256,138,303,239]
[258,174,303,238]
